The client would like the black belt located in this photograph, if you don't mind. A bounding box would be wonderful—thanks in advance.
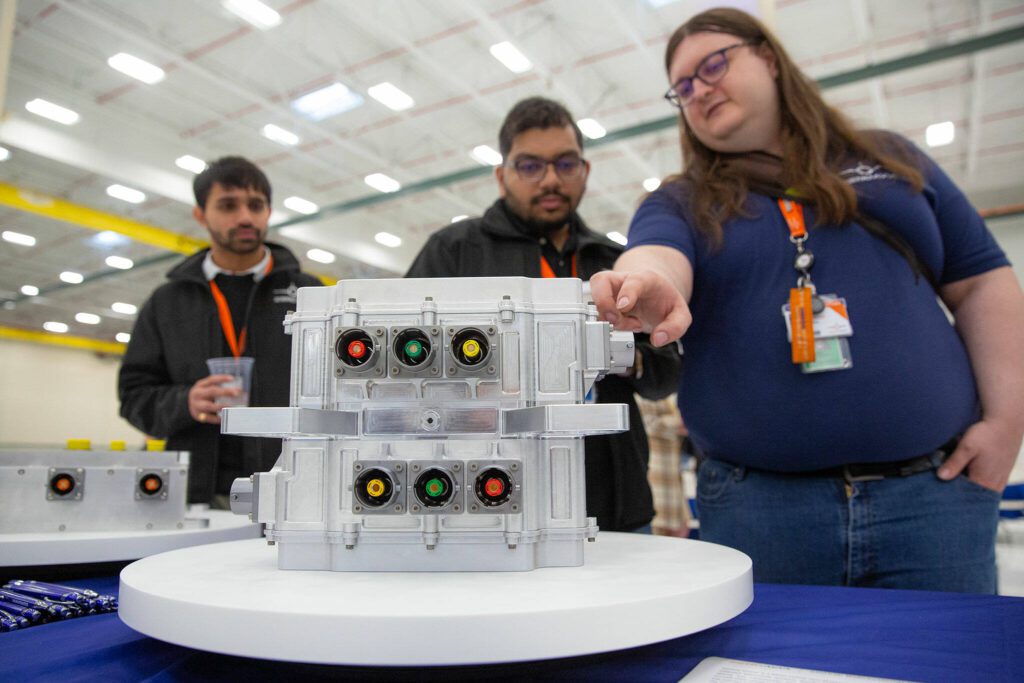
[793,437,960,484]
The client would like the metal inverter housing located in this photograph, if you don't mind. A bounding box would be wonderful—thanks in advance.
[0,448,191,533]
[224,277,635,572]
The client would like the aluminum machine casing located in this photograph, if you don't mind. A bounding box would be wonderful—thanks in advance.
[0,448,190,533]
[225,277,634,571]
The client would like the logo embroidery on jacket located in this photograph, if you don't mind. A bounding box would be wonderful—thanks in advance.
[840,163,896,185]
[273,283,298,304]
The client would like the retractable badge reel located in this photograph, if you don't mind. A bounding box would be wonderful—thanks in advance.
[777,199,854,374]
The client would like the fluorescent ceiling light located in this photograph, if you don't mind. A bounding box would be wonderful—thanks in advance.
[451,215,469,223]
[489,41,532,73]
[25,98,79,125]
[222,0,281,30]
[107,53,165,84]
[116,332,132,343]
[112,302,138,315]
[262,123,299,146]
[374,232,402,248]
[107,184,146,204]
[75,312,101,325]
[306,248,335,264]
[364,173,401,193]
[576,118,606,140]
[2,230,36,247]
[925,121,955,148]
[0,146,9,161]
[291,82,364,121]
[643,177,662,192]
[470,145,503,166]
[92,230,128,247]
[367,82,414,111]
[60,271,84,284]
[21,285,39,296]
[44,321,68,334]
[283,196,318,215]
[105,255,134,270]
[607,231,628,246]
[646,0,682,7]
[176,155,207,174]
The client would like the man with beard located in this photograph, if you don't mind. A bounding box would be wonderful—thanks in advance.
[406,97,680,532]
[119,156,321,507]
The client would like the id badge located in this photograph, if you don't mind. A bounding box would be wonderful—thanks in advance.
[802,337,853,373]
[781,294,854,373]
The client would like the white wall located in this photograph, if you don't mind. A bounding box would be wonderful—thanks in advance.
[0,338,146,448]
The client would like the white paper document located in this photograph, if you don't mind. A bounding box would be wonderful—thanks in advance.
[680,657,913,683]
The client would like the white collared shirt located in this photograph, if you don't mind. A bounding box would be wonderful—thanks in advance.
[202,248,271,282]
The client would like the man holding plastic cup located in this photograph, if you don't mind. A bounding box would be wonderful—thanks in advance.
[118,157,321,507]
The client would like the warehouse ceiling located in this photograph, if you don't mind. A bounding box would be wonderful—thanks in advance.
[1,0,1023,347]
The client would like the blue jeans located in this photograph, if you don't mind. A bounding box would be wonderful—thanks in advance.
[697,456,1000,593]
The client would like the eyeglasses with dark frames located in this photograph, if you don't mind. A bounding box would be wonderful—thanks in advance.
[664,42,754,109]
[509,154,586,183]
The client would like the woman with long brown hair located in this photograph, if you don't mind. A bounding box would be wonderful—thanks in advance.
[591,7,1024,592]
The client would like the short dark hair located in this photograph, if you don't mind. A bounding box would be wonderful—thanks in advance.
[193,156,272,209]
[498,97,584,157]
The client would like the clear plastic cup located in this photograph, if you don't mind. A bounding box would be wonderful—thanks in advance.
[205,356,255,407]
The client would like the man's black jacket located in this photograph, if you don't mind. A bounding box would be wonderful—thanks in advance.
[118,242,321,504]
[406,200,681,530]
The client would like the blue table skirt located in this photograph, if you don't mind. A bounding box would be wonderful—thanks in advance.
[2,576,1022,682]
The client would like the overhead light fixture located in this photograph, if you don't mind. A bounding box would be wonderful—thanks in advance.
[451,215,469,223]
[576,118,606,140]
[107,53,165,85]
[646,0,682,7]
[60,271,84,284]
[21,285,39,296]
[176,155,207,174]
[925,121,955,148]
[607,231,628,246]
[112,302,138,315]
[116,332,132,343]
[283,196,318,215]
[306,248,335,264]
[374,232,402,248]
[2,230,36,247]
[222,0,281,30]
[643,177,662,192]
[25,98,79,125]
[44,321,69,334]
[364,173,401,193]
[105,255,134,270]
[0,146,9,162]
[107,184,146,204]
[367,82,414,111]
[470,145,503,166]
[291,82,364,121]
[92,230,129,247]
[75,312,101,325]
[489,41,532,74]
[262,123,300,146]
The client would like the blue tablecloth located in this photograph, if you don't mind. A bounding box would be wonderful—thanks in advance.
[2,576,1022,682]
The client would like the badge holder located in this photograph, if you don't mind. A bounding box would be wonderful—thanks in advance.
[777,199,854,374]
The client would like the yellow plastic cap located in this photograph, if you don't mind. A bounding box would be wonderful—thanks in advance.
[146,439,167,451]
[109,440,127,451]
[66,439,91,450]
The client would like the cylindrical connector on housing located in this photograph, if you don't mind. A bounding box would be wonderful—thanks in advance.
[474,467,514,507]
[414,467,456,508]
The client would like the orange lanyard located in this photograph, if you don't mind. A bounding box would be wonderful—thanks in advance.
[778,199,815,364]
[539,253,577,279]
[208,254,273,358]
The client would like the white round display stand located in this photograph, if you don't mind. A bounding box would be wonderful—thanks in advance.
[0,511,261,567]
[119,533,752,665]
